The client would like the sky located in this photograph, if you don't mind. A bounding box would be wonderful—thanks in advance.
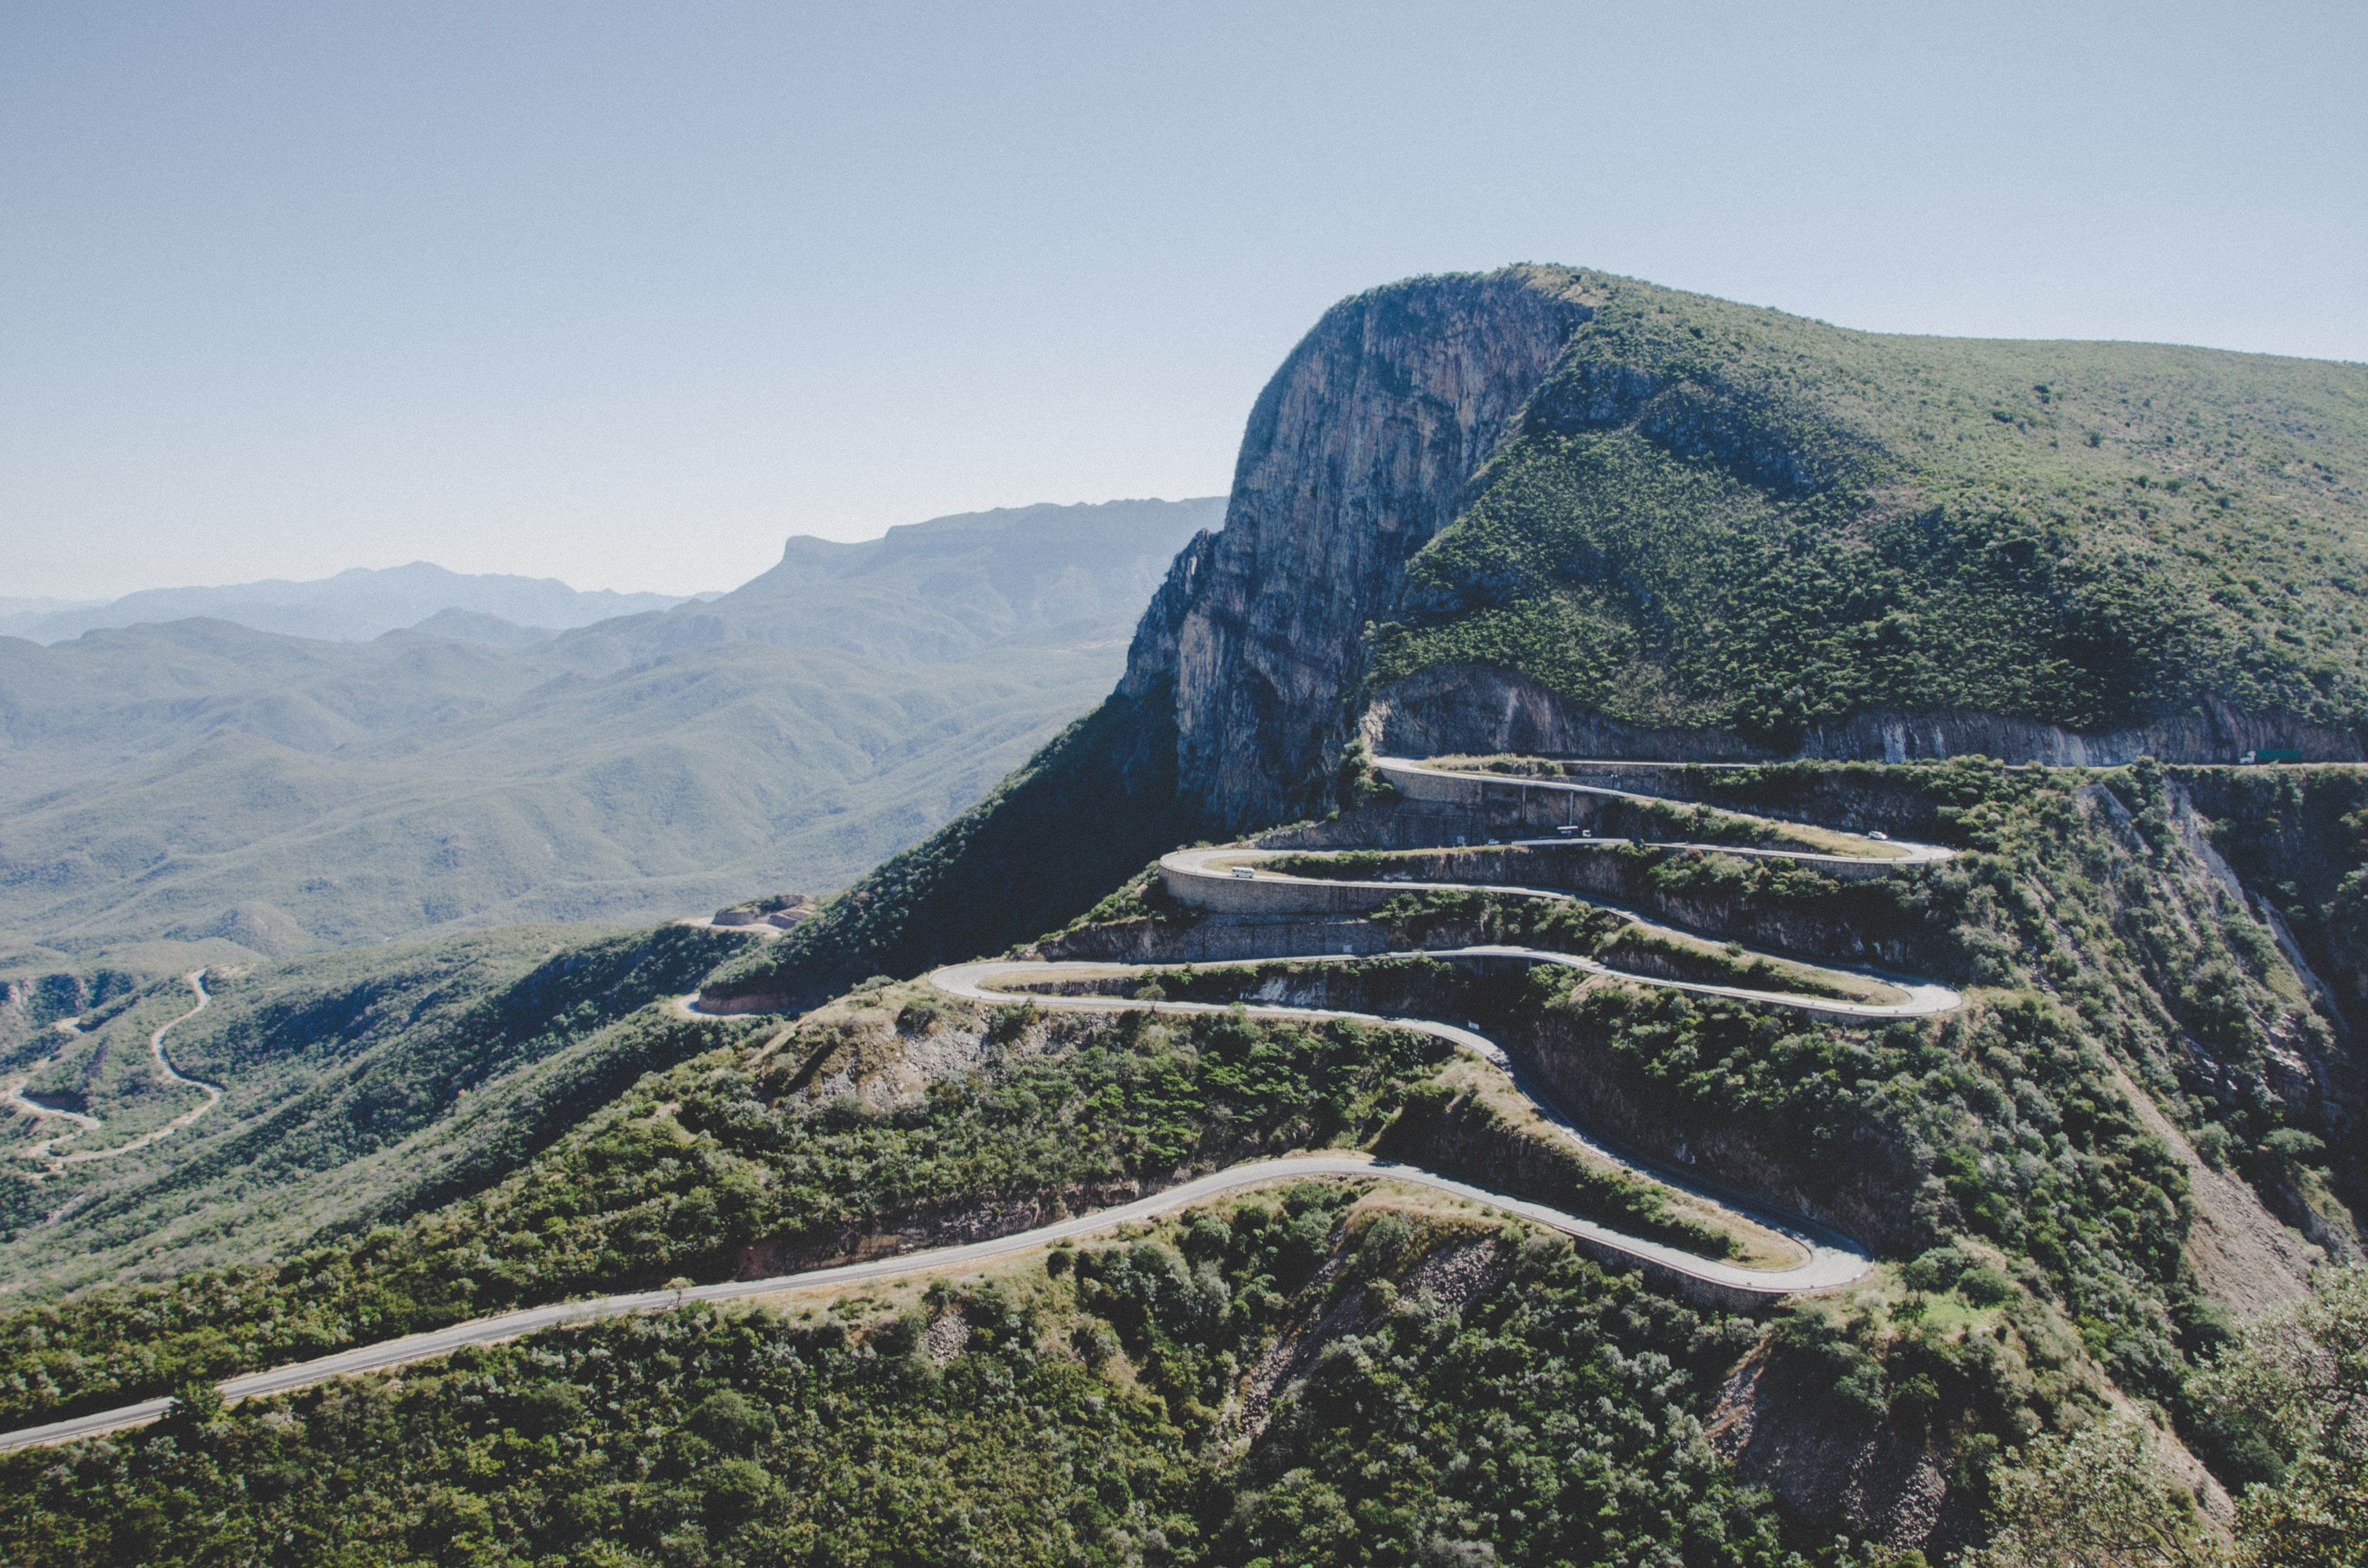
[4,1,2363,601]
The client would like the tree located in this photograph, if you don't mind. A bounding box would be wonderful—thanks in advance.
[664,1276,694,1310]
[1969,1418,2220,1567]
[163,1373,225,1429]
[2191,1264,2368,1568]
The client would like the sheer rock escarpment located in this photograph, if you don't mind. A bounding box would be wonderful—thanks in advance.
[1122,266,1594,832]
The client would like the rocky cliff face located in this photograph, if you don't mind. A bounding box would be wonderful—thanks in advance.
[1121,267,1593,832]
[1365,665,2368,770]
[1113,265,2368,841]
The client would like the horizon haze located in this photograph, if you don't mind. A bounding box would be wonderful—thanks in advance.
[3,1,2360,601]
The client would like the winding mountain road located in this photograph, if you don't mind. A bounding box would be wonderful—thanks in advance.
[927,758,1958,1293]
[0,1141,1867,1455]
[1,1019,102,1156]
[1,756,1957,1455]
[5,971,218,1172]
[1154,849,1959,1020]
[1370,756,1956,866]
[932,958,1870,1291]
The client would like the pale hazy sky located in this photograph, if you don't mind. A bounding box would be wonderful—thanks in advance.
[5,1,2362,600]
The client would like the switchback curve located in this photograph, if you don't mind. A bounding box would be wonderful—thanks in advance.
[6,971,218,1173]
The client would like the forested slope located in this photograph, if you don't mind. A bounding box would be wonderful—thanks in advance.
[0,924,766,1297]
[1373,270,2368,756]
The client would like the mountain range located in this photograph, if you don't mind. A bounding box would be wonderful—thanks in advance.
[0,562,700,645]
[0,497,1222,972]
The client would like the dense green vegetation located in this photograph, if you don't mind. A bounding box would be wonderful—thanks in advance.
[1930,1265,2368,1566]
[1246,751,2367,1553]
[0,1188,1849,1568]
[12,747,2368,1560]
[1222,1225,1802,1566]
[1024,952,1746,1257]
[0,925,764,1298]
[1443,754,2368,1545]
[0,998,1458,1428]
[2190,1264,2368,1567]
[1372,268,2368,744]
[10,749,2368,1560]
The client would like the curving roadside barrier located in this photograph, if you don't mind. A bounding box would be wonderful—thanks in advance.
[1152,848,1959,1019]
[1367,755,1955,870]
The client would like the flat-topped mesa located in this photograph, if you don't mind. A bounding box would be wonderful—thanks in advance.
[1124,263,2368,834]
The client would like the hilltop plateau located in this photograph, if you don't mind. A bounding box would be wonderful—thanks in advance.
[5,270,2367,1568]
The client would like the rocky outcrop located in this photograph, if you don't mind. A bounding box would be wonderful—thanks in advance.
[1120,268,1595,832]
[1366,664,2367,769]
[1707,1354,1954,1552]
[1365,665,1769,764]
[1117,270,2362,845]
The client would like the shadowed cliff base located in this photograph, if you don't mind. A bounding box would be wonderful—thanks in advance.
[697,680,1195,1009]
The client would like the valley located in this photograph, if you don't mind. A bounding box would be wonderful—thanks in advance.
[0,497,1222,969]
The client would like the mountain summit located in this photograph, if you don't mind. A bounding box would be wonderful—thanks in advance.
[1127,264,2368,833]
[708,262,2368,1002]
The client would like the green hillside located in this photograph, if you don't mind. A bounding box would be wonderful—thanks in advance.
[0,925,767,1297]
[0,635,1124,957]
[0,618,549,795]
[9,754,2366,1563]
[5,1192,1815,1566]
[1375,269,2368,744]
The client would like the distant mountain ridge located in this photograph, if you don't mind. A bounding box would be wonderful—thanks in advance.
[0,497,1224,968]
[3,562,697,646]
[535,496,1226,670]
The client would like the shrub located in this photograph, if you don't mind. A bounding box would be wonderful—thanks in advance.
[1959,1266,2016,1308]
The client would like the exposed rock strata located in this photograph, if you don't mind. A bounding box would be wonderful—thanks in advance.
[1120,268,1593,832]
[1365,664,2367,770]
[1707,1354,1952,1552]
[1116,270,2362,837]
